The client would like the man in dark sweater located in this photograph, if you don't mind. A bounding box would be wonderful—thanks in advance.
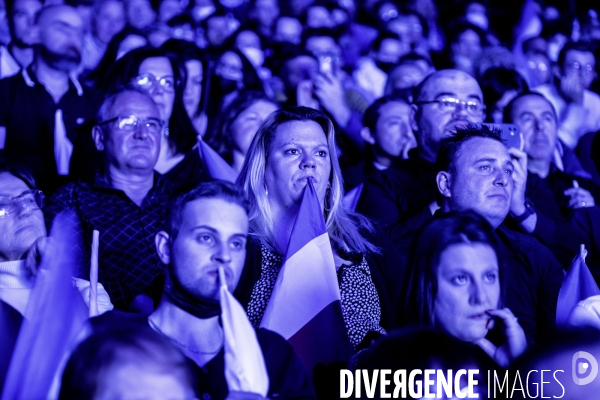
[357,69,486,237]
[505,91,600,277]
[146,180,315,399]
[432,126,564,344]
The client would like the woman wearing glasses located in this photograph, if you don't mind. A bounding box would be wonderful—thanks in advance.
[102,47,204,187]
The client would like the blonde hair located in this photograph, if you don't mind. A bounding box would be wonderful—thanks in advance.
[237,107,377,254]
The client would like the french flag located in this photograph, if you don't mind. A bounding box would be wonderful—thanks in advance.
[259,180,352,371]
[556,247,600,326]
[197,135,238,183]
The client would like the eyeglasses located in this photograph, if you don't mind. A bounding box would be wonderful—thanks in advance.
[416,97,485,115]
[0,190,44,218]
[565,62,596,76]
[98,115,164,134]
[133,74,177,92]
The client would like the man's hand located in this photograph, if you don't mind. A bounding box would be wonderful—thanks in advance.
[564,187,595,209]
[559,74,584,104]
[25,236,54,277]
[313,72,351,127]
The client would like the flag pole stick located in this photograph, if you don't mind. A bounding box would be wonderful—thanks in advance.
[89,230,100,317]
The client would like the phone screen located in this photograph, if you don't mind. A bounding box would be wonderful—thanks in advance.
[482,123,523,150]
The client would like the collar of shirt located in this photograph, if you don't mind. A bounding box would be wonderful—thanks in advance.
[22,65,84,97]
[90,171,170,205]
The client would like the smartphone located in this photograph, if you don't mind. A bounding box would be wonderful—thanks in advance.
[318,55,334,75]
[483,123,523,150]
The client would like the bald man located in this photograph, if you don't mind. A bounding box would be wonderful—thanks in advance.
[357,69,487,238]
[0,4,98,194]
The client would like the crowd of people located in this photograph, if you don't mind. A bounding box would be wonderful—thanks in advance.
[1,0,600,398]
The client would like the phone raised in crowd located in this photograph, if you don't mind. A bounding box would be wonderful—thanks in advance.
[318,55,334,75]
[482,123,523,150]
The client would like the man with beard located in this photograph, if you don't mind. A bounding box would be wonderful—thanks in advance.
[0,4,97,194]
[357,69,486,238]
[0,0,42,78]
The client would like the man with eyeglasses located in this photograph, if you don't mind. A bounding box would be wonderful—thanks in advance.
[46,89,174,313]
[535,41,600,149]
[0,4,97,194]
[358,69,498,240]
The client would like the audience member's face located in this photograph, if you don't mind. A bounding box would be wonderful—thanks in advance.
[305,36,340,58]
[561,49,597,90]
[306,5,333,28]
[265,120,331,209]
[216,51,243,82]
[97,92,162,173]
[93,0,126,44]
[235,29,261,49]
[387,14,422,46]
[453,29,482,60]
[447,137,514,228]
[231,100,278,156]
[283,55,318,89]
[206,15,230,47]
[136,57,175,121]
[11,0,42,47]
[158,0,181,22]
[0,173,46,262]
[116,34,147,59]
[254,0,279,28]
[414,70,484,162]
[526,52,550,86]
[95,362,195,400]
[374,101,415,157]
[168,198,248,299]
[183,59,203,118]
[274,16,302,45]
[511,95,557,162]
[388,62,427,90]
[236,30,263,67]
[37,6,85,70]
[375,37,406,65]
[125,0,155,30]
[434,243,500,342]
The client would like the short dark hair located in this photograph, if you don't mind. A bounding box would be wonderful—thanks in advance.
[557,40,596,68]
[59,324,196,400]
[402,211,503,328]
[362,94,410,132]
[503,90,557,124]
[479,67,529,122]
[0,164,38,190]
[436,124,502,176]
[166,180,250,240]
[204,90,279,165]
